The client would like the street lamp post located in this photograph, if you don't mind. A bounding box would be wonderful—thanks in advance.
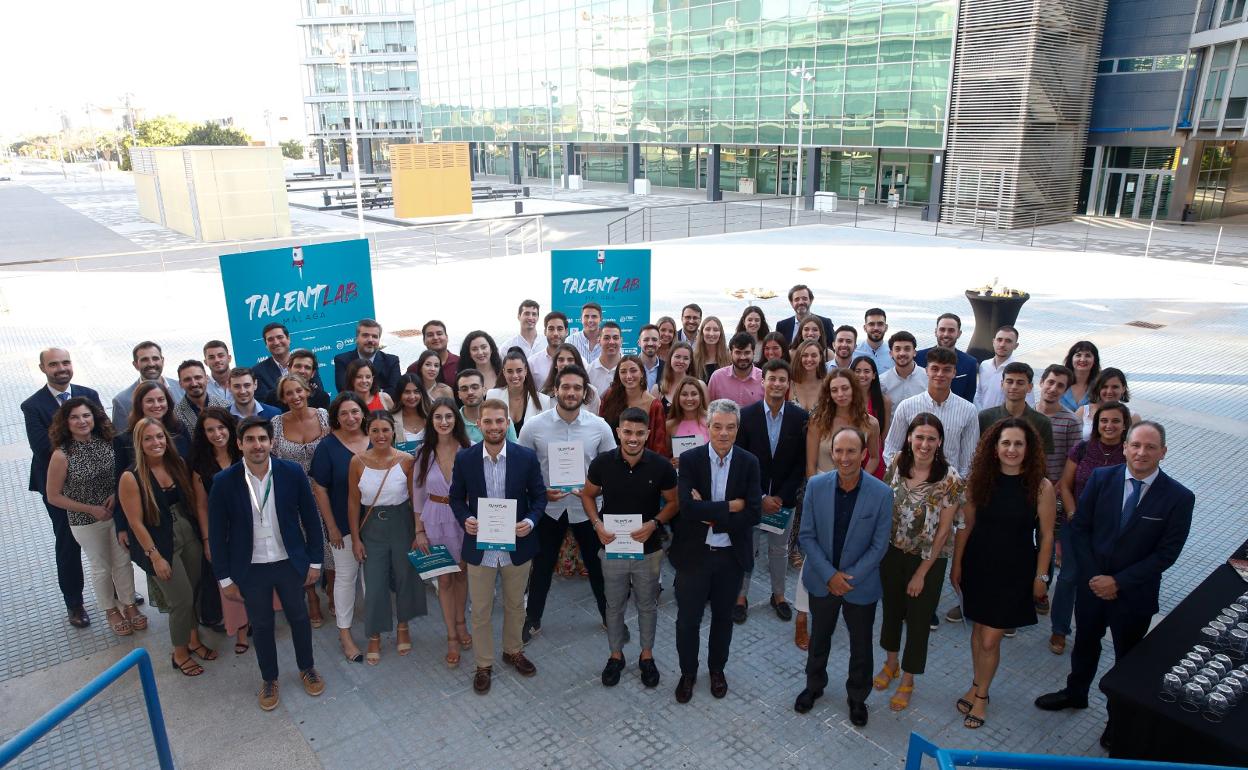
[541,81,557,196]
[789,61,814,207]
[328,31,366,234]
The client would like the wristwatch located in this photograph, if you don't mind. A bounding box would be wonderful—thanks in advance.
[1036,574,1050,584]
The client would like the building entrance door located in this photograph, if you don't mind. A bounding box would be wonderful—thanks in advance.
[1097,170,1173,219]
[879,163,908,203]
[778,158,798,196]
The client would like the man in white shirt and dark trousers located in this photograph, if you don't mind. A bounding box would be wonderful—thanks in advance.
[527,311,569,385]
[518,364,617,642]
[974,325,1034,409]
[502,299,544,359]
[208,417,325,711]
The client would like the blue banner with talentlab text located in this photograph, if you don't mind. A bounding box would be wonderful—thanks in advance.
[219,238,375,397]
[551,249,651,355]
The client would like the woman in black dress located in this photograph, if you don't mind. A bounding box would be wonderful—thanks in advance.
[951,417,1055,729]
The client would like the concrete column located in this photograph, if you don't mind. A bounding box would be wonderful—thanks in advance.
[563,142,575,187]
[1085,145,1105,216]
[803,146,820,210]
[1170,139,1202,221]
[467,141,476,180]
[625,143,641,189]
[316,139,327,176]
[336,138,348,172]
[359,138,374,174]
[926,151,945,221]
[706,144,722,201]
[509,141,522,185]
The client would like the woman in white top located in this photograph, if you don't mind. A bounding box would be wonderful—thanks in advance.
[486,349,551,434]
[348,411,425,665]
[389,374,429,451]
[1074,368,1139,440]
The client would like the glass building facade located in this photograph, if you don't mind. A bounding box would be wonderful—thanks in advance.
[415,0,956,203]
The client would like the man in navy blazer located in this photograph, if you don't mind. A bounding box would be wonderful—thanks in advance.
[450,399,546,694]
[671,399,762,703]
[332,318,401,394]
[734,359,808,622]
[21,348,103,628]
[208,417,325,711]
[795,427,892,725]
[251,322,325,406]
[774,284,835,347]
[1035,422,1194,749]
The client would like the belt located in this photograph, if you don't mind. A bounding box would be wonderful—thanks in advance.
[705,544,732,552]
[428,494,450,504]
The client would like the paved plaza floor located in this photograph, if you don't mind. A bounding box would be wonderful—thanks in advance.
[1,174,1246,768]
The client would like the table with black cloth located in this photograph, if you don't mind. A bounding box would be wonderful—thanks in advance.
[1099,558,1248,767]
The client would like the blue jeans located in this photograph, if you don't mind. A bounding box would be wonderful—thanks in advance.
[1051,523,1078,637]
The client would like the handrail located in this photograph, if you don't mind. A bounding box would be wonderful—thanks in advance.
[0,648,173,768]
[904,732,1228,770]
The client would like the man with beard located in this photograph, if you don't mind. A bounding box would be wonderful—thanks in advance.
[830,326,858,371]
[289,350,331,409]
[527,311,568,385]
[253,323,325,406]
[174,360,229,434]
[22,348,103,628]
[914,313,978,403]
[637,324,663,389]
[405,320,459,387]
[202,340,234,403]
[707,333,764,406]
[518,364,617,643]
[775,285,835,347]
[333,318,399,394]
[678,303,703,344]
[854,308,892,371]
[112,341,184,428]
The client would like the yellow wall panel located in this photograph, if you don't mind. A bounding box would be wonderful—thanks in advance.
[392,143,472,218]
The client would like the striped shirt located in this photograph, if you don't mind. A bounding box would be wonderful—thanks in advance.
[1042,407,1082,485]
[884,390,980,478]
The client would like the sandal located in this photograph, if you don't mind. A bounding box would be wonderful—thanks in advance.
[890,684,914,711]
[963,693,989,729]
[366,635,381,666]
[445,636,461,668]
[872,663,899,691]
[956,682,979,715]
[171,653,204,677]
[123,604,148,631]
[456,621,473,650]
[397,626,412,656]
[190,643,218,662]
[106,608,133,637]
[234,624,251,655]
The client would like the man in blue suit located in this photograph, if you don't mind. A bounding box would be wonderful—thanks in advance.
[1034,421,1194,750]
[450,399,547,695]
[774,284,835,347]
[734,359,808,622]
[251,322,325,406]
[914,313,978,403]
[671,399,762,703]
[332,318,400,394]
[795,426,893,726]
[21,348,103,628]
[208,417,325,711]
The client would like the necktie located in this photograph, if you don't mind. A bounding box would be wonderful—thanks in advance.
[1120,478,1144,531]
[57,392,70,403]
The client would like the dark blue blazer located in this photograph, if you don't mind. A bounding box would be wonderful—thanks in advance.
[21,384,102,494]
[915,347,978,403]
[449,441,546,566]
[775,314,835,348]
[1069,464,1194,618]
[207,459,324,586]
[251,357,325,407]
[672,445,762,572]
[333,349,401,394]
[735,400,808,508]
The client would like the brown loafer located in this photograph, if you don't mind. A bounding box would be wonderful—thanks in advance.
[502,651,537,677]
[1048,634,1066,655]
[259,680,280,711]
[794,613,810,651]
[300,667,325,696]
[473,666,492,694]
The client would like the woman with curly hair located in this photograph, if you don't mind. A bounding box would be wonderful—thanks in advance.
[951,417,1056,729]
[805,368,881,480]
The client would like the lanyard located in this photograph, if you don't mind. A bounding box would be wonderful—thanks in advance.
[248,473,274,527]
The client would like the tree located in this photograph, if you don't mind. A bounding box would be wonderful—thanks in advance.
[134,115,192,147]
[280,139,305,159]
[183,121,251,146]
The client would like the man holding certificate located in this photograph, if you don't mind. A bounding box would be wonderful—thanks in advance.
[517,364,616,643]
[449,400,547,695]
[580,407,678,689]
[734,359,809,624]
[671,399,762,703]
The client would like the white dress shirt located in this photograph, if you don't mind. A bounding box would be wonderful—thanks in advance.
[706,447,733,547]
[219,459,319,588]
[880,366,928,408]
[502,333,544,359]
[587,357,618,398]
[480,442,523,568]
[528,348,556,385]
[975,355,1036,410]
[518,407,617,523]
[884,390,980,478]
[1123,466,1160,511]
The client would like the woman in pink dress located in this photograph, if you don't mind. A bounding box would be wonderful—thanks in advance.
[411,397,472,667]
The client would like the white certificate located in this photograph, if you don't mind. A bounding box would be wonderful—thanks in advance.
[603,514,644,560]
[548,441,586,491]
[477,497,517,551]
[671,434,705,457]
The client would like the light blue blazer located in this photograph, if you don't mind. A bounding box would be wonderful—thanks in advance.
[799,471,893,605]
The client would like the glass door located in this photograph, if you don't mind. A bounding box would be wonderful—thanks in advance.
[778,158,798,196]
[880,163,908,203]
[1120,173,1141,218]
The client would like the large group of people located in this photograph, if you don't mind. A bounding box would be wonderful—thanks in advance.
[22,290,1195,753]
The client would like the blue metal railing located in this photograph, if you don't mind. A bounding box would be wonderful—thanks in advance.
[904,732,1230,770]
[0,648,173,768]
